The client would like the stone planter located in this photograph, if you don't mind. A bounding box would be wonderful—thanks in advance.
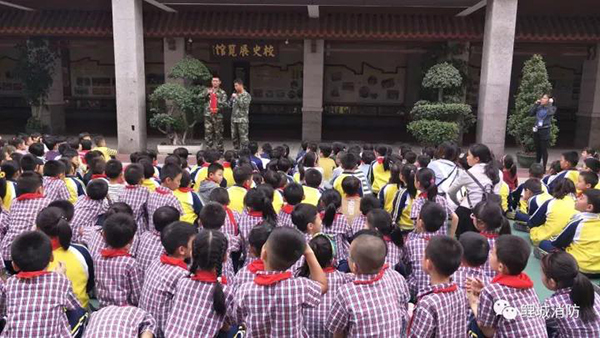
[516,151,537,169]
[156,144,203,155]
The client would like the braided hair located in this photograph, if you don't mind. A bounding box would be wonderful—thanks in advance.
[189,229,229,316]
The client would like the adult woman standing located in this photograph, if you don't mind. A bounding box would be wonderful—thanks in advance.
[447,144,502,237]
[530,94,556,170]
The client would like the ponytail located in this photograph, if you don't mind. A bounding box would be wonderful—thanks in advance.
[367,209,404,249]
[319,190,342,228]
[473,198,510,235]
[35,207,72,250]
[416,168,438,201]
[246,186,278,225]
[401,164,417,199]
[469,143,500,185]
[57,218,73,250]
[211,235,227,316]
[571,273,597,323]
[190,230,228,316]
[551,178,576,200]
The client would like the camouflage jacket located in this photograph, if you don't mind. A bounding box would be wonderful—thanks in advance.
[230,91,252,123]
[200,87,228,117]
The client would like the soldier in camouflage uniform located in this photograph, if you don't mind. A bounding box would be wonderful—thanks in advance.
[230,78,252,150]
[200,76,228,151]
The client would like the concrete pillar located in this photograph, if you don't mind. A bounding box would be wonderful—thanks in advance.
[111,0,146,153]
[39,49,65,134]
[163,37,185,84]
[575,44,600,149]
[404,54,422,109]
[302,39,324,141]
[476,0,518,157]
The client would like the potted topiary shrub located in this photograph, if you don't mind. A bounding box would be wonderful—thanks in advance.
[507,54,557,168]
[149,56,212,154]
[407,62,474,146]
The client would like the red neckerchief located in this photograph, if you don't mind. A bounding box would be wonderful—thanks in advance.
[91,174,107,180]
[156,187,171,195]
[377,156,385,164]
[125,185,141,190]
[407,283,459,334]
[353,264,389,285]
[254,271,293,286]
[222,162,231,168]
[492,273,534,289]
[191,270,227,284]
[50,238,61,251]
[419,192,428,199]
[247,259,265,274]
[160,254,188,270]
[16,270,49,279]
[281,204,294,214]
[383,235,392,242]
[178,187,193,193]
[480,231,499,239]
[209,91,218,114]
[323,266,337,273]
[16,193,44,201]
[248,211,263,218]
[202,163,210,168]
[224,207,239,235]
[101,248,131,258]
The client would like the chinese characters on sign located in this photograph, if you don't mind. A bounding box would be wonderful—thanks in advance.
[211,42,278,61]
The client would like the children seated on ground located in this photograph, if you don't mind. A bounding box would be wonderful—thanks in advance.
[509,163,545,217]
[528,178,577,245]
[319,189,352,270]
[61,158,86,204]
[0,160,19,210]
[198,162,224,205]
[239,187,278,260]
[453,232,491,290]
[540,189,600,277]
[139,221,197,337]
[278,183,304,228]
[391,163,417,233]
[577,171,598,195]
[42,160,71,202]
[467,235,548,338]
[367,208,404,269]
[548,151,580,191]
[209,187,239,237]
[291,203,323,245]
[20,153,44,174]
[228,165,253,213]
[340,176,362,227]
[233,227,327,337]
[94,213,142,307]
[71,179,110,242]
[368,145,393,194]
[134,206,181,275]
[82,305,156,338]
[146,163,184,232]
[333,152,372,197]
[173,170,202,224]
[318,143,336,182]
[36,206,94,309]
[192,149,221,190]
[408,236,466,337]
[471,198,511,279]
[105,159,124,202]
[513,178,552,225]
[81,202,133,259]
[264,170,285,213]
[378,162,402,213]
[302,168,323,206]
[139,159,159,193]
[2,231,83,337]
[118,163,150,232]
[0,172,49,272]
[326,232,410,336]
[403,201,447,298]
[540,251,600,337]
[295,151,323,184]
[91,135,116,162]
[411,168,459,236]
[350,195,381,236]
[231,222,273,291]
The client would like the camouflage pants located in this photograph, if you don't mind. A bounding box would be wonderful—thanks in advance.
[231,121,249,150]
[204,114,224,151]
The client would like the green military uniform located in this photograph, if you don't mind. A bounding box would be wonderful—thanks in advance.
[200,87,228,151]
[230,90,251,150]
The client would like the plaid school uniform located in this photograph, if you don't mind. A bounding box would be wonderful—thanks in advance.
[0,194,50,261]
[452,265,491,290]
[139,256,189,338]
[544,287,600,338]
[384,237,404,268]
[277,204,295,228]
[118,185,149,232]
[350,214,367,237]
[477,273,548,338]
[326,267,410,337]
[71,196,110,243]
[132,229,164,279]
[410,194,452,235]
[407,282,468,337]
[164,274,233,338]
[82,226,141,261]
[231,259,263,293]
[481,232,499,279]
[222,206,240,237]
[322,213,352,261]
[233,270,321,337]
[43,176,71,202]
[146,187,184,232]
[238,211,266,260]
[403,232,436,297]
[2,272,81,338]
[94,249,143,307]
[82,305,156,338]
[304,269,353,337]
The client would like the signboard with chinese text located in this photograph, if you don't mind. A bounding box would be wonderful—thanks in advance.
[210,42,279,61]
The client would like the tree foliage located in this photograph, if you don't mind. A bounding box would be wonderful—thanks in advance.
[408,120,459,146]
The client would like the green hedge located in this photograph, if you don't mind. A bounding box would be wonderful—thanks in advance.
[407,120,459,146]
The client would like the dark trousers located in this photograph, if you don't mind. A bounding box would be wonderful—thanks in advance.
[534,130,550,170]
[455,206,476,238]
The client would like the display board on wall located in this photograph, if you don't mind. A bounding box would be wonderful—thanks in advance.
[250,63,303,102]
[0,57,22,96]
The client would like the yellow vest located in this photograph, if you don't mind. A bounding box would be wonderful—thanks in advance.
[392,188,414,231]
[370,160,391,194]
[318,157,336,182]
[173,188,199,224]
[48,245,90,308]
[530,196,577,245]
[564,214,600,274]
[1,180,16,211]
[499,181,509,212]
[142,178,159,193]
[302,186,321,207]
[272,190,284,214]
[193,166,209,191]
[228,185,248,213]
[223,164,234,188]
[379,183,399,213]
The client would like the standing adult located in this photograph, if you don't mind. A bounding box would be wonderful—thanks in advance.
[530,94,556,170]
[201,76,228,152]
[230,78,252,151]
[427,141,460,196]
[447,144,502,237]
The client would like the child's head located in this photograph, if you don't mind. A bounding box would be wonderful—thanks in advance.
[17,171,43,194]
[159,163,183,190]
[424,236,463,278]
[20,154,41,172]
[200,202,226,229]
[89,157,106,176]
[248,141,259,155]
[560,151,579,170]
[102,214,137,249]
[233,165,253,188]
[528,163,545,179]
[319,143,333,158]
[341,176,361,197]
[164,155,182,168]
[472,199,511,234]
[319,189,342,228]
[581,147,597,160]
[340,152,358,170]
[298,234,335,277]
[244,187,277,224]
[103,202,134,220]
[551,178,576,200]
[11,231,52,272]
[43,160,66,178]
[93,135,106,147]
[584,158,600,174]
[48,200,75,222]
[548,160,561,175]
[436,142,459,161]
[0,160,20,181]
[43,136,58,151]
[415,168,437,201]
[58,158,73,176]
[261,227,305,271]
[9,137,25,150]
[138,159,155,179]
[541,251,598,323]
[502,154,517,175]
[416,154,431,168]
[124,163,144,185]
[490,235,529,275]
[332,142,346,155]
[304,169,322,188]
[179,170,192,188]
[367,209,403,249]
[87,179,109,201]
[261,143,273,158]
[458,232,489,268]
[404,151,417,165]
[418,201,446,233]
[263,170,284,190]
[28,143,45,157]
[36,206,72,250]
[361,150,376,167]
[190,229,228,315]
[248,221,275,258]
[81,139,92,151]
[160,221,197,260]
[276,157,292,174]
[207,163,224,185]
[84,150,103,168]
[209,187,230,206]
[400,163,418,198]
[173,147,189,161]
[522,178,543,201]
[349,233,386,274]
[575,188,600,213]
[291,203,322,234]
[105,160,123,181]
[283,183,304,206]
[359,195,381,217]
[153,206,181,232]
[577,171,598,192]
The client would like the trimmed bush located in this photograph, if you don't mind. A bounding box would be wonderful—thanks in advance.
[408,120,459,146]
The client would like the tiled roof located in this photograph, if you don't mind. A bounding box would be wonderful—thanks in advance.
[0,10,598,42]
